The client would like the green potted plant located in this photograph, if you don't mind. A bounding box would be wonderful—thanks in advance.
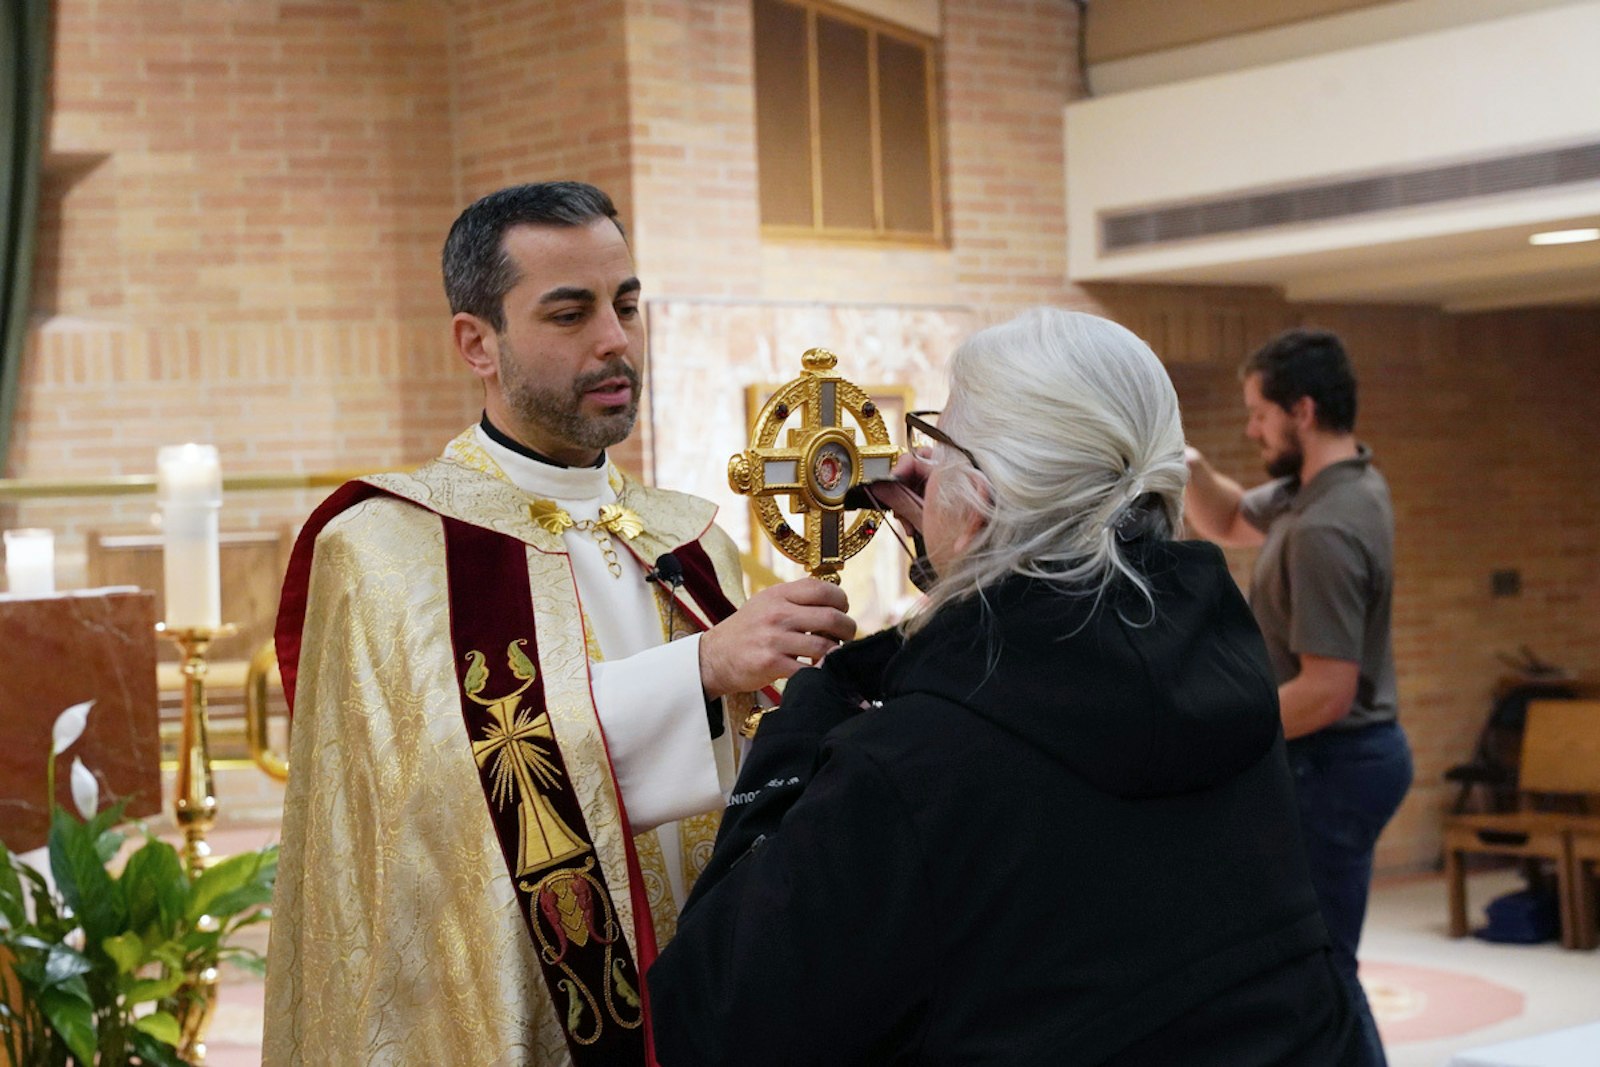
[0,701,277,1066]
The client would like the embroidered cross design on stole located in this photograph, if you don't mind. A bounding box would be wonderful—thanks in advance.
[465,641,588,874]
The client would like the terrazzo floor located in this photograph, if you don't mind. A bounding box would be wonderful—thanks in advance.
[193,825,1598,1066]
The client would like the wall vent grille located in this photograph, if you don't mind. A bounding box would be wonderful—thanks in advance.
[1101,142,1600,252]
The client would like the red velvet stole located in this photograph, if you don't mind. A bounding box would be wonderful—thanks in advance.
[441,516,654,1065]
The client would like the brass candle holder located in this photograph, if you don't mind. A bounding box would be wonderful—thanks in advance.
[158,622,236,877]
[157,621,235,1065]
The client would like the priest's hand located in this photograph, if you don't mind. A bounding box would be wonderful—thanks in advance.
[699,580,855,698]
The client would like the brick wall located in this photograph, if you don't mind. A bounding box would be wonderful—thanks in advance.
[450,0,633,209]
[944,0,1085,313]
[623,0,763,301]
[18,0,476,585]
[44,0,457,327]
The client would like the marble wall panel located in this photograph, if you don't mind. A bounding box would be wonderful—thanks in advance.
[0,590,161,852]
[645,299,981,629]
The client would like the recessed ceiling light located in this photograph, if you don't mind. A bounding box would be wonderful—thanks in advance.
[1529,227,1600,246]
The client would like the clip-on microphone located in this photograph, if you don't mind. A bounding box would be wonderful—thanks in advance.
[646,552,686,637]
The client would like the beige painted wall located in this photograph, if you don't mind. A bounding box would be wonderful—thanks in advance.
[1065,3,1600,289]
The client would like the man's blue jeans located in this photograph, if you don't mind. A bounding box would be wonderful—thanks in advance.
[1286,721,1413,1067]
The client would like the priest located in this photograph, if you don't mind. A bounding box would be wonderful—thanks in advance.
[264,182,855,1067]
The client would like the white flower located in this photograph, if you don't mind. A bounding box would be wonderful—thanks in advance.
[51,700,94,756]
[70,757,99,820]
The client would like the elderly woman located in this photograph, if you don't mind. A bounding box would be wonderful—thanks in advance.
[648,309,1359,1066]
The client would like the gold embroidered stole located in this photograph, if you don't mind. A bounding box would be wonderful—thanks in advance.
[441,517,650,1063]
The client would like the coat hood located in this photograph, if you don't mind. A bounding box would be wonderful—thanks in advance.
[883,540,1281,799]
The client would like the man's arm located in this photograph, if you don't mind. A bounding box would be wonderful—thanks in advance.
[1184,446,1265,547]
[590,576,854,830]
[1278,653,1360,739]
[591,637,729,830]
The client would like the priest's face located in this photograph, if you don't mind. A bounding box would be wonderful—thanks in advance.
[483,219,644,465]
[1243,372,1304,480]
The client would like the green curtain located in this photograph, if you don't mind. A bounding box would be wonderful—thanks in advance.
[0,0,51,477]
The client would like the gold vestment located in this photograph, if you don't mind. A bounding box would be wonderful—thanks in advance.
[263,431,748,1066]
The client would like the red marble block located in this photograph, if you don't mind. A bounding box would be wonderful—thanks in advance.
[0,591,162,852]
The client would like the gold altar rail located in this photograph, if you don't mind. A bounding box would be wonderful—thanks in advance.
[0,470,381,500]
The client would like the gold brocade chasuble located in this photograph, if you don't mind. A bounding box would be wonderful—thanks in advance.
[264,430,750,1067]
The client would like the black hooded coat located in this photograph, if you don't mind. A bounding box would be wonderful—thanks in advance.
[649,540,1359,1066]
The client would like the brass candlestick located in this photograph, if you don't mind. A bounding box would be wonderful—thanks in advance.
[175,961,220,1065]
[157,622,235,1066]
[158,623,236,877]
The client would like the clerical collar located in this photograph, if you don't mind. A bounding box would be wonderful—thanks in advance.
[479,413,604,470]
[475,419,611,503]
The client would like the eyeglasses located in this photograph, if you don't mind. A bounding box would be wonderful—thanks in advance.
[905,410,983,473]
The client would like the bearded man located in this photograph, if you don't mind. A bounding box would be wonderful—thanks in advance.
[264,182,854,1067]
[1183,328,1411,1067]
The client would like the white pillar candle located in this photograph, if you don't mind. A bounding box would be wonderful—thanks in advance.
[3,528,55,597]
[157,443,223,629]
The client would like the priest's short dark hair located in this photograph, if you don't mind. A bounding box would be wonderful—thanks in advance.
[442,181,623,332]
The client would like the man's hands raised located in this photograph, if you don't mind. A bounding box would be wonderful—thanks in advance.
[698,579,856,698]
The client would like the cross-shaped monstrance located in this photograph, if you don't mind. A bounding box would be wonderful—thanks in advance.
[728,348,901,583]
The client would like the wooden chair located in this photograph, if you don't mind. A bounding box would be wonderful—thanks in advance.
[1442,700,1600,950]
[1444,676,1580,814]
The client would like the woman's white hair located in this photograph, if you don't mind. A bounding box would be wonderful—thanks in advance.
[906,307,1187,633]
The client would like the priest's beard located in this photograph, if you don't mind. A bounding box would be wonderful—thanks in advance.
[501,352,641,455]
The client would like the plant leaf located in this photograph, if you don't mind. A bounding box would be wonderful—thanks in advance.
[48,806,127,946]
[122,836,188,940]
[38,982,96,1065]
[201,880,276,921]
[50,701,93,757]
[134,1009,182,1046]
[42,944,91,988]
[186,846,278,922]
[132,1026,191,1067]
[94,828,127,866]
[220,948,267,977]
[150,942,187,973]
[0,844,26,930]
[103,930,145,975]
[87,795,130,842]
[126,971,184,1005]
